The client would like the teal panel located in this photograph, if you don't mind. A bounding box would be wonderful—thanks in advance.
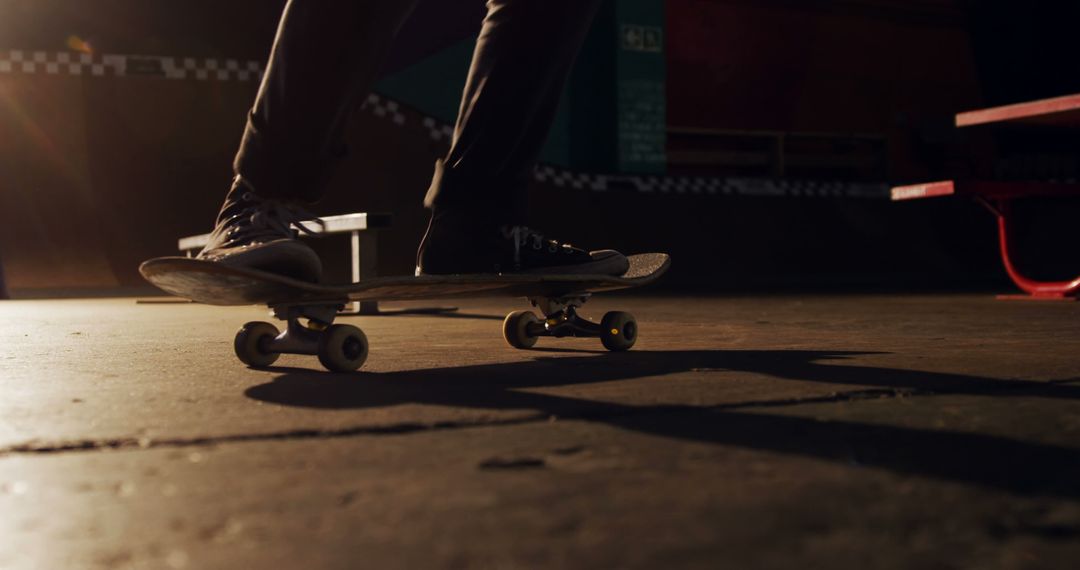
[375,38,572,166]
[541,91,572,166]
[375,39,475,124]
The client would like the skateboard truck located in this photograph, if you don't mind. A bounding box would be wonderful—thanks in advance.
[529,294,604,338]
[266,304,342,355]
[235,293,639,372]
[231,292,639,373]
[502,293,638,352]
[233,302,370,373]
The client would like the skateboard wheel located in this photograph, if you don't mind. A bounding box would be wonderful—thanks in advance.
[317,324,369,372]
[503,310,541,349]
[600,311,637,352]
[234,321,281,368]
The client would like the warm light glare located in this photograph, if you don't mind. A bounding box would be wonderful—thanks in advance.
[66,34,93,55]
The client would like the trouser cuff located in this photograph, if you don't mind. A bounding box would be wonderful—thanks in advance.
[424,159,528,224]
[233,111,345,203]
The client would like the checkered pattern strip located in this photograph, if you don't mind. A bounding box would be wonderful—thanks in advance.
[422,116,455,142]
[533,166,888,198]
[0,50,263,82]
[363,94,406,126]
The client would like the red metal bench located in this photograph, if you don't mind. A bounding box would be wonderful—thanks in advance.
[892,94,1080,301]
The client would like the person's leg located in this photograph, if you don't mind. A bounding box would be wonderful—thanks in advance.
[236,0,419,201]
[417,0,626,275]
[200,0,419,281]
[424,0,603,219]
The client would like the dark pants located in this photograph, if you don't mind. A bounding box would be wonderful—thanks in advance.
[233,0,601,223]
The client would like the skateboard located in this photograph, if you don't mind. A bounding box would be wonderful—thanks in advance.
[139,253,671,372]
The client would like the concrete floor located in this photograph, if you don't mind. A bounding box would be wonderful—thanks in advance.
[1,294,1079,569]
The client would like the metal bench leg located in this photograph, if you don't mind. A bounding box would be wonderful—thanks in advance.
[980,198,1080,300]
[338,230,458,317]
[345,230,380,315]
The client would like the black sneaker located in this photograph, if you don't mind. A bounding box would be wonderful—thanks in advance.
[197,177,324,282]
[416,210,629,276]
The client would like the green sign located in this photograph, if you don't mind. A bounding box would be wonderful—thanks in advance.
[615,1,666,174]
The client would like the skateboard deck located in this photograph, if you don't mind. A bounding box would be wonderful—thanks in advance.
[139,253,670,306]
[139,253,670,372]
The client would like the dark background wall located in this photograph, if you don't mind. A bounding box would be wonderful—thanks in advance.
[0,0,1077,295]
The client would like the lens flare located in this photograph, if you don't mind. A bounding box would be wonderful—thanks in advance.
[66,35,93,55]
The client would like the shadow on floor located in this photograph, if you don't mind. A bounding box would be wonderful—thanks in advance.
[347,308,504,321]
[246,350,1080,499]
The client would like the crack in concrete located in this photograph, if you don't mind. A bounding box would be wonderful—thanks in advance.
[715,387,925,410]
[0,387,921,458]
[0,415,549,457]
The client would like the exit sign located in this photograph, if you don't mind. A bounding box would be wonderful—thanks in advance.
[620,24,663,53]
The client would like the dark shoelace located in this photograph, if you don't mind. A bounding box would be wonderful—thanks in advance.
[227,192,325,243]
[502,225,577,269]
